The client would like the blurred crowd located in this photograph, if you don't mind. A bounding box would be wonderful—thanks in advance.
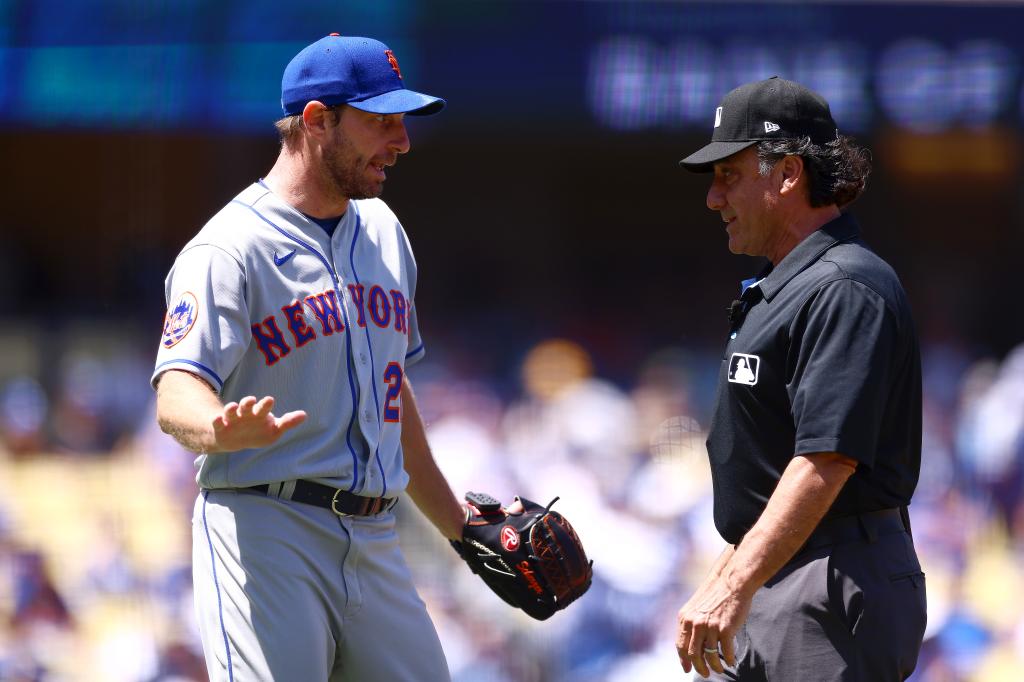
[0,326,1021,681]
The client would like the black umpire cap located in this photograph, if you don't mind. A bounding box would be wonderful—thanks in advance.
[679,76,839,172]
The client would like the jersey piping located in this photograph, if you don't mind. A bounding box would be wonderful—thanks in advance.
[347,204,389,496]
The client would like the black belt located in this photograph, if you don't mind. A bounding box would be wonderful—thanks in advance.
[247,480,396,517]
[802,507,910,551]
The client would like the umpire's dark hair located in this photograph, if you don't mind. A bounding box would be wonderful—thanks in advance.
[756,135,871,208]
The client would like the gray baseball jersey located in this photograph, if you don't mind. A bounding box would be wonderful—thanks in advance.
[152,181,424,497]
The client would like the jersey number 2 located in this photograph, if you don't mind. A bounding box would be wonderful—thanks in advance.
[382,362,403,423]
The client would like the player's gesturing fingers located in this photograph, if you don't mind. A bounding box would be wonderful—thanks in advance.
[209,396,306,452]
[275,410,307,433]
[236,395,258,418]
[253,395,275,418]
[216,402,240,427]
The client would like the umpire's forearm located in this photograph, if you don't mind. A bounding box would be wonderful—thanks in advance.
[723,452,856,597]
[682,544,736,611]
[399,380,465,540]
[705,545,737,585]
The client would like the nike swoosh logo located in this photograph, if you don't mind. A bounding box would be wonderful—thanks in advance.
[274,250,296,267]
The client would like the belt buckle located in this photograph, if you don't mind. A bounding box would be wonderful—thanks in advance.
[330,489,352,517]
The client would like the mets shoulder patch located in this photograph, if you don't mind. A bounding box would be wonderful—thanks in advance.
[162,292,199,348]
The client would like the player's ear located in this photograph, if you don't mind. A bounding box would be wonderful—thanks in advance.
[301,101,337,139]
[777,155,804,197]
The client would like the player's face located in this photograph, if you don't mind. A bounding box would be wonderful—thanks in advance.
[706,146,783,260]
[322,107,411,200]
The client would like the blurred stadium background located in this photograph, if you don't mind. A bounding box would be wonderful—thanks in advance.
[1,0,1023,680]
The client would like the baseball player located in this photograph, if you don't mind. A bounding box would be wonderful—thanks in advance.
[674,77,926,680]
[152,35,466,681]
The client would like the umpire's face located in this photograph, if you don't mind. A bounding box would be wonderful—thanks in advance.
[706,146,785,262]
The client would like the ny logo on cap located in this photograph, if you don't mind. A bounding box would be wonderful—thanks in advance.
[384,49,402,79]
[728,353,760,386]
[714,106,723,128]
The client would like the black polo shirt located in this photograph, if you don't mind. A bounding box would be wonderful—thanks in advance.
[706,213,922,545]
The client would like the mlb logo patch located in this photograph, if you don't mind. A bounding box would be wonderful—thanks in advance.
[728,353,759,386]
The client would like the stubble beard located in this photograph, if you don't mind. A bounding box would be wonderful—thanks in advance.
[322,134,383,201]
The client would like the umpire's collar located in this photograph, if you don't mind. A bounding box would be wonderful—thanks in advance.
[757,212,860,302]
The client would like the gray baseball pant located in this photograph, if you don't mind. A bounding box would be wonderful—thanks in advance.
[192,489,450,681]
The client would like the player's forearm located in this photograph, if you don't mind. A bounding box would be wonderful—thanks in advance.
[399,381,464,540]
[722,452,856,597]
[405,465,464,542]
[156,370,225,454]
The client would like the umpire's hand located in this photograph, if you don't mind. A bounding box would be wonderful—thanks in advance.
[675,576,752,678]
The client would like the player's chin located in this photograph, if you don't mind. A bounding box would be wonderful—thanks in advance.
[346,182,385,200]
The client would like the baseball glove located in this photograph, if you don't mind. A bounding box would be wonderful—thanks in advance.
[450,492,593,620]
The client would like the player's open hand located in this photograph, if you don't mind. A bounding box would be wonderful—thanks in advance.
[211,395,307,452]
[675,577,751,678]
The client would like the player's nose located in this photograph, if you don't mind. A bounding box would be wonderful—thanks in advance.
[390,119,410,155]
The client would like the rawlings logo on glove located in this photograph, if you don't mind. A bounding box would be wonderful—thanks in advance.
[450,492,593,621]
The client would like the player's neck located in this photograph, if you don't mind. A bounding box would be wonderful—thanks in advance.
[264,152,350,219]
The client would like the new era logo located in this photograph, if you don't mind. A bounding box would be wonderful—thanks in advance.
[728,353,760,386]
[714,107,723,128]
[764,121,780,133]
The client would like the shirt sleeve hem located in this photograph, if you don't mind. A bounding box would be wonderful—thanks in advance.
[794,437,872,465]
[151,360,224,393]
[404,344,426,367]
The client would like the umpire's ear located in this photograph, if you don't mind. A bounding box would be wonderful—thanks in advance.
[777,154,806,198]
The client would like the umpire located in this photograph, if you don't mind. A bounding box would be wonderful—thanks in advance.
[674,77,927,680]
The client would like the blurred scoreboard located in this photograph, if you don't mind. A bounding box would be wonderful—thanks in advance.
[0,0,1022,135]
[589,35,1017,133]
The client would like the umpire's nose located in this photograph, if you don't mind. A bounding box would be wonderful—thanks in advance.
[707,175,726,212]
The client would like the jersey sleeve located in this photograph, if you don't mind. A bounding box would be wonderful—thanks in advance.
[788,279,900,467]
[399,226,426,367]
[151,244,249,393]
[405,305,425,365]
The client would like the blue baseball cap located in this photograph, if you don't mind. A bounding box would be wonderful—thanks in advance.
[281,34,445,117]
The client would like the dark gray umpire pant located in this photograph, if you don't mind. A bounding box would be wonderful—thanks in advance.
[711,508,927,682]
